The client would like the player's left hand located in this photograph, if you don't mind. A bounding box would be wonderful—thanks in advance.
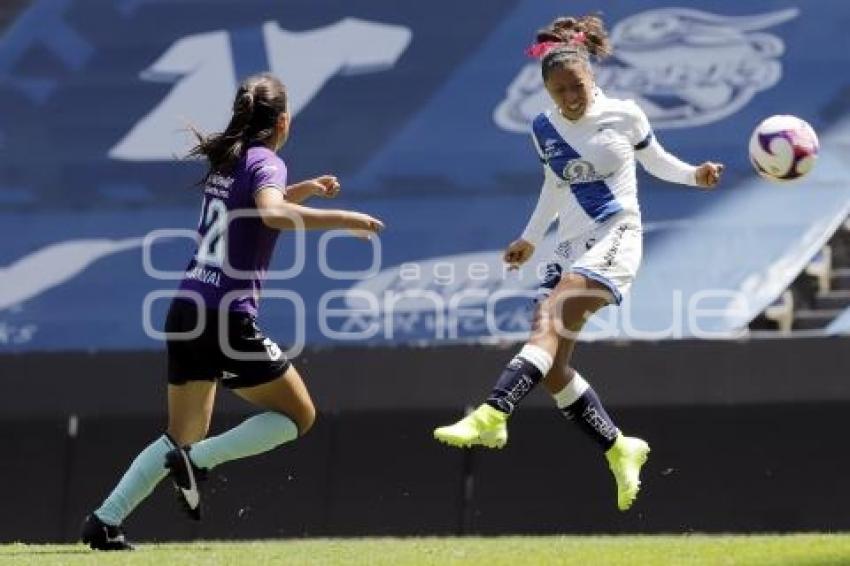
[310,175,341,198]
[695,162,724,189]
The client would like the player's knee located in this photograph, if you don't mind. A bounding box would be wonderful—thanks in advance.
[560,310,588,333]
[555,292,609,332]
[293,400,316,436]
[529,302,561,345]
[545,298,585,334]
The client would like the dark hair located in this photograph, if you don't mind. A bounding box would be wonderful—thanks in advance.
[188,73,288,180]
[537,14,612,81]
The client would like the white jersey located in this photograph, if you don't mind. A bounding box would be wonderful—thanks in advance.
[521,89,700,303]
[522,89,697,244]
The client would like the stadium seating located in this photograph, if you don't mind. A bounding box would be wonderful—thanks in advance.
[763,290,794,334]
[806,246,832,294]
[751,219,850,333]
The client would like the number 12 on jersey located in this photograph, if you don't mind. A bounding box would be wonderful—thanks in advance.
[196,196,227,267]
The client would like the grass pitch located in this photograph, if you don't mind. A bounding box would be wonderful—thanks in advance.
[2,534,849,566]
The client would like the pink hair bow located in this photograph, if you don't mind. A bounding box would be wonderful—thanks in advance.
[524,32,587,59]
[524,40,561,59]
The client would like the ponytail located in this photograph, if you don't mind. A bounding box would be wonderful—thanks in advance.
[188,73,288,182]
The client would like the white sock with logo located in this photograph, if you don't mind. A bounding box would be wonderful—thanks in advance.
[553,370,619,450]
[486,344,554,414]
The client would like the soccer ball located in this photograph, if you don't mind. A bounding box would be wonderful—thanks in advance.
[748,115,819,182]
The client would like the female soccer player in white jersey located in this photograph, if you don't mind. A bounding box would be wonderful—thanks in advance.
[81,73,384,550]
[434,15,723,511]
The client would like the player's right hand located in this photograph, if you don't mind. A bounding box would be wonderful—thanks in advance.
[504,239,535,270]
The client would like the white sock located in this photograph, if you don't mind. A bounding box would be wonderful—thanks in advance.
[552,371,590,408]
[517,344,554,376]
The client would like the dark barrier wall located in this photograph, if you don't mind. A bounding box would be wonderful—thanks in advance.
[4,336,850,418]
[1,337,849,542]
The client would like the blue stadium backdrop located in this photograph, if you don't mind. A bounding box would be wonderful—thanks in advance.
[1,0,850,352]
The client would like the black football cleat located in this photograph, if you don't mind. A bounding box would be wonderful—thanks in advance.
[80,513,134,551]
[165,446,206,521]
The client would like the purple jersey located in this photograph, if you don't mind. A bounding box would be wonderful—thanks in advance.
[179,145,287,316]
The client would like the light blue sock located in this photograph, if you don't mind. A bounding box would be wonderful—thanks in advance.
[189,412,298,470]
[95,435,173,526]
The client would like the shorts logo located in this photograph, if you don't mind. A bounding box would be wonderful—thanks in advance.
[495,7,799,132]
[263,337,282,361]
[603,224,630,267]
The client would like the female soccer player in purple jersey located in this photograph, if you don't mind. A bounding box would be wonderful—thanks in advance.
[434,15,723,511]
[82,73,384,550]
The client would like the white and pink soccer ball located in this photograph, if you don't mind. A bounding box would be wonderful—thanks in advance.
[749,115,819,182]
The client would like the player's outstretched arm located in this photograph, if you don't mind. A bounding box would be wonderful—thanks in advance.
[255,186,384,234]
[636,137,723,190]
[284,175,341,203]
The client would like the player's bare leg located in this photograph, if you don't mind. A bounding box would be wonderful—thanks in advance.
[167,381,218,445]
[168,366,315,516]
[434,274,607,448]
[83,381,217,549]
[162,381,218,520]
[541,321,649,511]
[435,273,648,510]
[232,365,316,435]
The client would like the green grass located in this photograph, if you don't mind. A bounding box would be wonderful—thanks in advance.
[2,535,850,566]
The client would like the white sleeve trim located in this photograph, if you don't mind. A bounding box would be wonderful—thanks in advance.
[520,173,560,246]
[635,137,698,186]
